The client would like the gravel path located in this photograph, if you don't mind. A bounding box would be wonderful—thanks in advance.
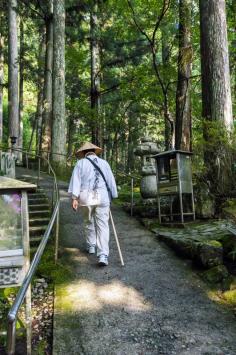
[53,189,236,355]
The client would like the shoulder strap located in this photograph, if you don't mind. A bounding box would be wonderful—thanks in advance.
[86,157,112,199]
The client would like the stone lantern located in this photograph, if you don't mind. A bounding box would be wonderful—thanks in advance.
[134,137,159,203]
[0,176,36,287]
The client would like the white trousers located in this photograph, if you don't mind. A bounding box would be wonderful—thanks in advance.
[81,205,110,257]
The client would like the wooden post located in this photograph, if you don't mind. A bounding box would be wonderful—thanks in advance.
[54,208,59,263]
[22,192,31,355]
[131,178,134,216]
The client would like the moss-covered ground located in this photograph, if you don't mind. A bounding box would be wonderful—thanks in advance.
[0,237,75,354]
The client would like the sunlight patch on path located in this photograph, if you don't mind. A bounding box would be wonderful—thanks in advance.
[56,280,152,313]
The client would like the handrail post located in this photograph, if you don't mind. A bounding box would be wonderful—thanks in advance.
[131,178,134,216]
[7,318,16,355]
[26,153,29,170]
[37,157,41,186]
[52,181,55,210]
[55,208,59,263]
[47,152,50,174]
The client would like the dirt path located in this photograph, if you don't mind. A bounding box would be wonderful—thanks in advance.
[53,188,236,355]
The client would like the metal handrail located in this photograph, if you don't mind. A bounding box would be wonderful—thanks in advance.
[0,146,60,355]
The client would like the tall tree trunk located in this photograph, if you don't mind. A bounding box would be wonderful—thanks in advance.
[18,18,24,162]
[67,116,75,158]
[199,0,234,210]
[8,0,19,147]
[0,28,4,145]
[36,28,46,155]
[161,25,174,150]
[90,0,101,145]
[199,0,233,127]
[175,0,192,151]
[51,0,66,166]
[163,95,174,150]
[41,1,53,157]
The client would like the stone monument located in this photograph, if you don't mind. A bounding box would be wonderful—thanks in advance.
[134,137,159,209]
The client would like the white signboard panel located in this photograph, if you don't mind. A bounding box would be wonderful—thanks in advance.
[0,152,16,178]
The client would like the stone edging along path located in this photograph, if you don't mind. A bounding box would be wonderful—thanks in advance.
[147,220,236,288]
[53,188,236,355]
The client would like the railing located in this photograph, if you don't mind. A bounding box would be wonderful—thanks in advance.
[115,169,141,216]
[0,146,60,355]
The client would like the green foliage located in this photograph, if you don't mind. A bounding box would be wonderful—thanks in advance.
[114,182,141,206]
[0,0,235,199]
[36,245,73,285]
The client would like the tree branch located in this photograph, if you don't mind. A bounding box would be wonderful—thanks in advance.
[127,0,152,46]
[152,0,171,44]
[166,74,201,91]
[100,77,135,96]
[18,0,45,19]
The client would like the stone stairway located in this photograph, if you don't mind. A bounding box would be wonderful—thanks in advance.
[28,189,51,248]
[17,172,51,249]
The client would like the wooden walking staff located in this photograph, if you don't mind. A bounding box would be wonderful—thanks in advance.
[109,211,125,266]
[84,157,124,265]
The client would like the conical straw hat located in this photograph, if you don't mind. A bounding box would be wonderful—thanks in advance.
[76,142,103,157]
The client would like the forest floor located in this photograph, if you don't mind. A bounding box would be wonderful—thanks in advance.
[53,187,236,355]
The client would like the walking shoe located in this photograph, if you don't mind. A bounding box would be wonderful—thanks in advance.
[87,245,96,254]
[98,254,108,266]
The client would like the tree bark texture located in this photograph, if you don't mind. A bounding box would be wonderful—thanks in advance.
[18,18,24,162]
[36,28,46,155]
[41,0,53,156]
[199,0,233,128]
[52,0,66,164]
[90,0,101,145]
[161,25,174,150]
[175,0,192,151]
[67,116,75,158]
[8,0,19,142]
[0,29,4,144]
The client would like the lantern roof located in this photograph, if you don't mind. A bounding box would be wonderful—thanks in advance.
[152,150,193,159]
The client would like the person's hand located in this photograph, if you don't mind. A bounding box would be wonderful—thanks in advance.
[72,199,79,211]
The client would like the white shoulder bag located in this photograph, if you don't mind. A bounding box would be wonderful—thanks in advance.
[78,189,101,206]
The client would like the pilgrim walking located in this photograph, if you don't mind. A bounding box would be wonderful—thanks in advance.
[68,142,118,266]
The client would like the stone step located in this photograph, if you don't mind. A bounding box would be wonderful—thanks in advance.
[29,210,50,218]
[29,225,47,236]
[29,204,50,211]
[28,197,49,205]
[28,190,47,199]
[30,236,44,244]
[29,217,50,227]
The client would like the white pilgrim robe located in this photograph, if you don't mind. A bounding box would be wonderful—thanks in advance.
[68,155,117,256]
[68,155,118,205]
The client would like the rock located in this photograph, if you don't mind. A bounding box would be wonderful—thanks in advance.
[158,229,224,268]
[194,182,215,218]
[201,265,229,284]
[196,241,223,267]
[35,278,45,283]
